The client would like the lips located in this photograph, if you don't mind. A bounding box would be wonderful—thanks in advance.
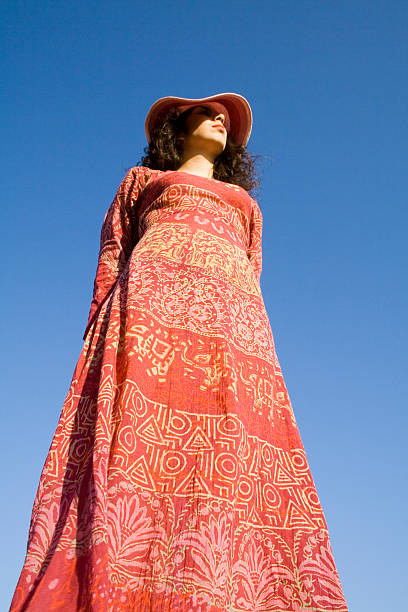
[213,123,226,131]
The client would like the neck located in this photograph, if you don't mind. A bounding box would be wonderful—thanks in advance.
[176,153,215,179]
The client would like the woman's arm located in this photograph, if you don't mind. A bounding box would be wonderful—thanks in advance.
[83,166,150,340]
[247,197,263,283]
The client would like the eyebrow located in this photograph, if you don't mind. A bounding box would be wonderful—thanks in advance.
[194,105,213,112]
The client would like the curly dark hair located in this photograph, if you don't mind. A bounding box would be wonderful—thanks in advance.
[139,107,259,193]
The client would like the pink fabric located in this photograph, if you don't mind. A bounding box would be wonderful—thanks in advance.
[10,167,347,611]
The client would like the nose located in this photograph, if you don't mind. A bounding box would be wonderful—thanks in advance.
[214,112,225,125]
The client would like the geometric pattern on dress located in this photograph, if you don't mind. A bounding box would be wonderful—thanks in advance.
[108,376,326,530]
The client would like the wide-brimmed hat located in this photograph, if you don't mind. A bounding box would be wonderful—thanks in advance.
[144,92,253,147]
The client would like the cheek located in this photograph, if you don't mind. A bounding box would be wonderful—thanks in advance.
[184,115,204,135]
[190,118,212,135]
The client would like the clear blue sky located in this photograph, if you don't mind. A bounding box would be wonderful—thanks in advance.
[2,1,407,609]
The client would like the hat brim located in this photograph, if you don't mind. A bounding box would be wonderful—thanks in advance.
[144,92,252,147]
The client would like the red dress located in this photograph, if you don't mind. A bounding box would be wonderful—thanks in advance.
[10,167,348,611]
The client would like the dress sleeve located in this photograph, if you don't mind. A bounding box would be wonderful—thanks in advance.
[246,197,263,283]
[83,166,149,340]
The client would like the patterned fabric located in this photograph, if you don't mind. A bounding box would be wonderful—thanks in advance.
[10,167,348,611]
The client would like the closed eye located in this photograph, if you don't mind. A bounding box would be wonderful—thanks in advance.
[194,106,213,117]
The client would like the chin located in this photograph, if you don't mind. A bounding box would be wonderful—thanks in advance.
[188,137,226,160]
[209,139,226,158]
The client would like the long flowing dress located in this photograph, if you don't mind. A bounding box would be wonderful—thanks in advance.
[10,167,348,612]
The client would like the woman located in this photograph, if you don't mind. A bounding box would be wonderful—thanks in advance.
[10,93,348,611]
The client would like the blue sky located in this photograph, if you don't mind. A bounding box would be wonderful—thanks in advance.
[2,1,407,609]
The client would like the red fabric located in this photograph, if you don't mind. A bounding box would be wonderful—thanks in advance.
[10,167,347,611]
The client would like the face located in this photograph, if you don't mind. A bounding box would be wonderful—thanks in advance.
[179,105,228,159]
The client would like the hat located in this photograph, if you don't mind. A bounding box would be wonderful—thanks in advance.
[144,92,253,147]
